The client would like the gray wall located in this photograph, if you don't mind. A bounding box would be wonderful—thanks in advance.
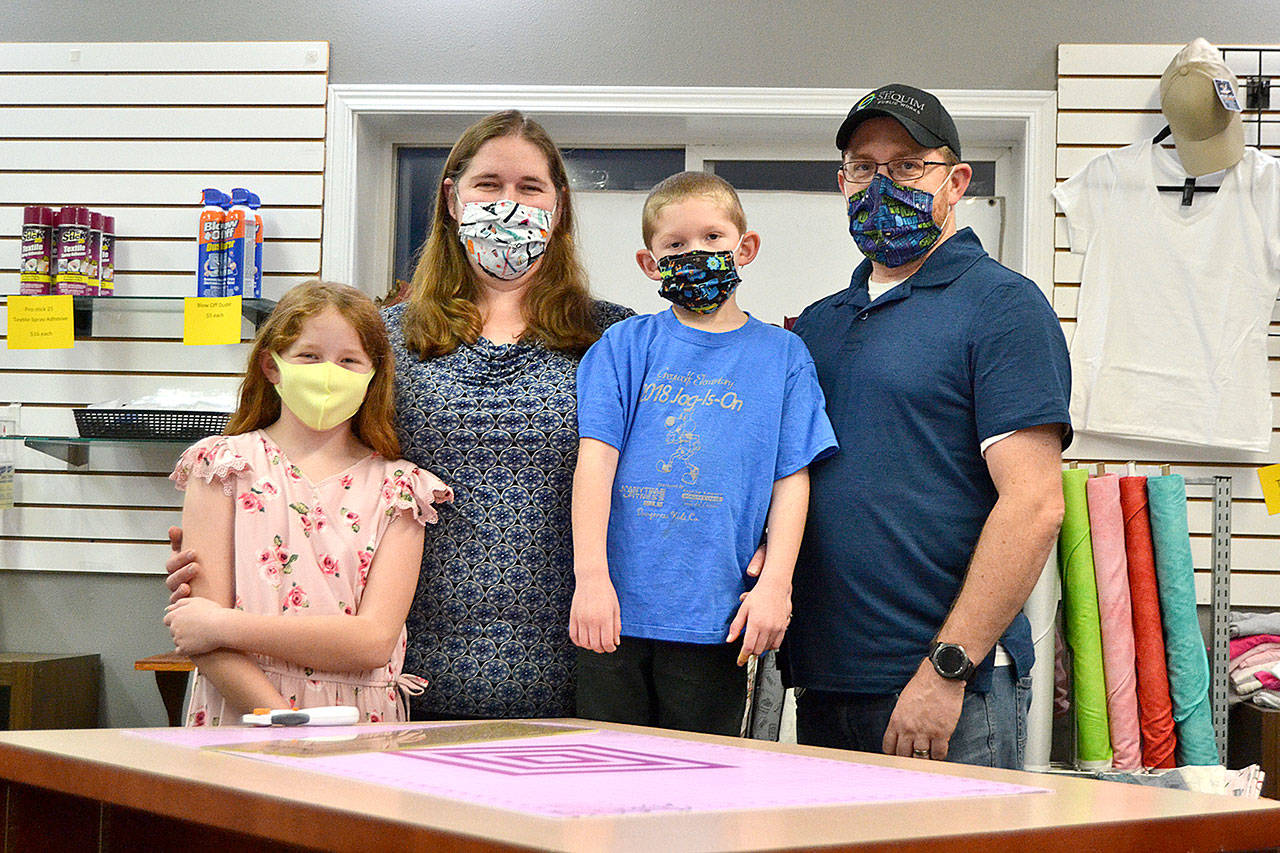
[5,0,1277,90]
[2,0,1272,727]
[0,573,175,727]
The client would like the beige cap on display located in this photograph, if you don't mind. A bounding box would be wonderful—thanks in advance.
[1158,38,1245,176]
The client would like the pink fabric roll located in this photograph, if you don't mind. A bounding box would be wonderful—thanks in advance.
[1086,473,1142,770]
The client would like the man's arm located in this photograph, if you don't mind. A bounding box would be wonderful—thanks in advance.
[569,437,622,653]
[882,423,1064,760]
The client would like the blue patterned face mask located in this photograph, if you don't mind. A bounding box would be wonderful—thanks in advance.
[655,245,742,314]
[847,170,953,268]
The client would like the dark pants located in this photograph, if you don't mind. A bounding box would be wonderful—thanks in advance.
[795,665,1031,769]
[576,638,747,737]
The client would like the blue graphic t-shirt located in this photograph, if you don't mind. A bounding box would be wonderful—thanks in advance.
[576,310,838,643]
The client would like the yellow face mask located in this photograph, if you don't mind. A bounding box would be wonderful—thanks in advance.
[270,351,374,432]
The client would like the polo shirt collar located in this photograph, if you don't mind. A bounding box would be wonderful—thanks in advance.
[832,227,989,309]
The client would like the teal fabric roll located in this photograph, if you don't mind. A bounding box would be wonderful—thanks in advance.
[1147,474,1219,766]
[1059,468,1112,768]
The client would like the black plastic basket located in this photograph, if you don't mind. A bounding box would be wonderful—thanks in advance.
[73,409,231,441]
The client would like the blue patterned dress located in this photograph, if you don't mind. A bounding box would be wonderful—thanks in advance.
[384,300,633,717]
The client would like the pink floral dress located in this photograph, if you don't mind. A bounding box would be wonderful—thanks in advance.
[171,430,451,726]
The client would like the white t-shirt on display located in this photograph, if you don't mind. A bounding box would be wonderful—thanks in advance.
[1053,142,1280,452]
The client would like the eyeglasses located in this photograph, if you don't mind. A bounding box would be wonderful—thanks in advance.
[839,158,949,185]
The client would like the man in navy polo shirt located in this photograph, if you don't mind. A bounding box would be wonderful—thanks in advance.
[786,84,1071,769]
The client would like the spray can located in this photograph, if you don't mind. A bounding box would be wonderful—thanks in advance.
[19,206,54,295]
[85,211,103,296]
[226,188,257,298]
[198,188,228,297]
[99,215,115,296]
[55,206,92,295]
[247,190,264,299]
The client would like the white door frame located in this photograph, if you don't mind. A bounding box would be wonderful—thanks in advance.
[322,83,1060,765]
[322,85,1057,299]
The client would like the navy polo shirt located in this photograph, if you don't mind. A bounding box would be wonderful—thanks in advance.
[787,228,1071,694]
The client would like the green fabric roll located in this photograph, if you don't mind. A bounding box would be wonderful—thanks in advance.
[1059,468,1113,768]
[1147,474,1219,766]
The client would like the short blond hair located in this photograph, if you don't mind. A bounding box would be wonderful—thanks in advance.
[641,171,748,248]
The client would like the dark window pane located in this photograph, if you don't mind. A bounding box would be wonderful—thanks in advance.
[710,160,836,192]
[560,148,685,191]
[967,161,997,197]
[394,147,451,286]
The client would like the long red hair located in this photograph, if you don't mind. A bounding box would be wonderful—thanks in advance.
[226,280,400,458]
[401,110,599,358]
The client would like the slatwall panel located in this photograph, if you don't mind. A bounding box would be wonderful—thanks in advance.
[1056,44,1280,605]
[0,41,327,574]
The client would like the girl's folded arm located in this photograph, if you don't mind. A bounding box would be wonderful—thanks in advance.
[179,474,290,713]
[207,510,425,672]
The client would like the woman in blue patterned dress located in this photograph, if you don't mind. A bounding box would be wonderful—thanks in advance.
[385,111,630,718]
[168,111,630,720]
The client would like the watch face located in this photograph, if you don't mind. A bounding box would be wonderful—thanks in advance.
[934,644,968,677]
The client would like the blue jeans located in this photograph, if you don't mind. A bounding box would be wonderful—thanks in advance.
[795,666,1032,769]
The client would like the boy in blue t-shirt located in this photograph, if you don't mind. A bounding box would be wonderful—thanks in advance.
[571,171,838,735]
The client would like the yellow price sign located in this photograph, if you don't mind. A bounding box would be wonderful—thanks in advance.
[6,295,74,349]
[1258,463,1280,516]
[184,296,242,345]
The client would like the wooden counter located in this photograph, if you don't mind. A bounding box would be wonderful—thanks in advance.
[2,720,1279,852]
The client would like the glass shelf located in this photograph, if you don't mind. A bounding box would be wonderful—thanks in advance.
[1,434,196,467]
[50,296,277,337]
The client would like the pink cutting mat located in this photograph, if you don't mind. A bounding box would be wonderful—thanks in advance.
[129,722,1048,817]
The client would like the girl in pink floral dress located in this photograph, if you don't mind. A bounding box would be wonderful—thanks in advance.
[164,281,452,726]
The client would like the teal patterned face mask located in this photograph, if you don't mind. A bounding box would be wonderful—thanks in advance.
[655,247,742,314]
[847,170,953,267]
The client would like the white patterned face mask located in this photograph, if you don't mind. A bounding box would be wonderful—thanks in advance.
[456,199,553,281]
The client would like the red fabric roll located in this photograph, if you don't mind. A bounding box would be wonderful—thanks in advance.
[1118,476,1177,769]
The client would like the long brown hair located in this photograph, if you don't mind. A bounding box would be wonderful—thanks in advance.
[402,110,598,358]
[226,280,400,458]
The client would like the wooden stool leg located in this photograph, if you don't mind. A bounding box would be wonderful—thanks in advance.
[154,671,189,727]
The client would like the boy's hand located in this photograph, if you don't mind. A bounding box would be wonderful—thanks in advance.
[726,581,791,666]
[163,596,227,656]
[569,574,622,653]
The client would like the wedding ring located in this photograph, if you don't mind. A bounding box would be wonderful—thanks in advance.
[912,748,930,758]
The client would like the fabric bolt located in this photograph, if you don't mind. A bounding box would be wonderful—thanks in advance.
[1231,660,1280,687]
[1230,634,1280,657]
[1259,670,1280,691]
[171,431,450,726]
[1117,475,1177,768]
[1054,623,1071,716]
[1053,143,1280,451]
[1147,474,1219,766]
[576,311,837,643]
[1253,690,1280,710]
[1229,643,1280,672]
[1230,612,1280,638]
[1059,468,1112,769]
[383,300,634,719]
[1085,473,1141,769]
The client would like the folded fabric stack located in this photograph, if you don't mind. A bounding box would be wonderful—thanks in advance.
[1228,612,1280,709]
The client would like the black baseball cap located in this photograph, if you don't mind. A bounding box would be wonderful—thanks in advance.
[836,83,962,158]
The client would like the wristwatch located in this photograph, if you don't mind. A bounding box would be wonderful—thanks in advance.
[928,641,976,682]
